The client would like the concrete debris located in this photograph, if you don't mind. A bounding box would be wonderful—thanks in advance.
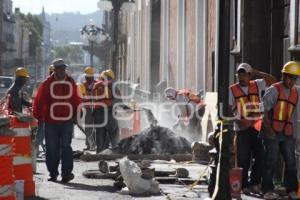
[119,157,160,196]
[175,168,189,178]
[82,170,118,179]
[114,126,192,155]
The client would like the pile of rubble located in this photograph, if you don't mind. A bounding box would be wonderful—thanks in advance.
[113,126,192,155]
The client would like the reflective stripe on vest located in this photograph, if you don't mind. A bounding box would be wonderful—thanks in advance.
[0,184,15,197]
[230,81,261,128]
[13,128,31,137]
[0,144,12,156]
[13,156,32,165]
[272,82,298,135]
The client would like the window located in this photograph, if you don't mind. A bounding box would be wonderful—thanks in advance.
[298,1,300,43]
[230,0,241,54]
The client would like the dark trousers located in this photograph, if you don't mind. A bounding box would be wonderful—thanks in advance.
[84,108,95,149]
[262,134,298,193]
[94,107,119,153]
[236,127,264,188]
[45,121,74,178]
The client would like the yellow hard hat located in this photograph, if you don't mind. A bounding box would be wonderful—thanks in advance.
[48,65,54,72]
[105,69,115,80]
[281,61,300,76]
[84,66,94,76]
[15,67,29,78]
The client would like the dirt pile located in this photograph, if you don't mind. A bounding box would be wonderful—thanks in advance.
[113,126,192,154]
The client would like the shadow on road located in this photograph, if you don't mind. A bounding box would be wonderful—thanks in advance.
[58,182,117,193]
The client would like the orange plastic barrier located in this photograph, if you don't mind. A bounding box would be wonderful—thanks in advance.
[9,115,35,197]
[0,135,16,200]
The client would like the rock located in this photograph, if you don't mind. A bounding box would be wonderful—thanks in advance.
[137,160,151,169]
[98,160,109,173]
[119,157,160,196]
[115,126,192,155]
[175,168,189,178]
[141,168,155,180]
[72,150,84,159]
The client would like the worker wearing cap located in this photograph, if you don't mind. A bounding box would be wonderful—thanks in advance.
[77,66,96,151]
[6,67,32,114]
[164,87,206,139]
[228,63,276,195]
[33,58,81,183]
[261,61,300,200]
[93,69,121,153]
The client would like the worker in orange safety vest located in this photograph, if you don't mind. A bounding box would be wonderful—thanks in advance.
[261,61,300,200]
[228,63,275,195]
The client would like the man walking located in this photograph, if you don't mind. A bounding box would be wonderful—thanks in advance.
[33,58,81,183]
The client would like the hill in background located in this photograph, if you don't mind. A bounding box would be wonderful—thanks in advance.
[46,11,104,46]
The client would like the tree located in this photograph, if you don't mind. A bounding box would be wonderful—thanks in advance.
[52,45,83,64]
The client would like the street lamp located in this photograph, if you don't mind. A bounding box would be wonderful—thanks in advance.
[97,0,135,73]
[80,19,107,67]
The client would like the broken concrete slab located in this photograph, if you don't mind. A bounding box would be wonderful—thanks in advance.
[82,170,118,179]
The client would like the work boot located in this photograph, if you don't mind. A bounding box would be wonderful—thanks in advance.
[288,191,300,200]
[47,176,57,182]
[263,192,278,200]
[251,185,262,194]
[61,173,74,183]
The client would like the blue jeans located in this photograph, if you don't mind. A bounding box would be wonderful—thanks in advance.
[262,134,298,193]
[45,121,74,178]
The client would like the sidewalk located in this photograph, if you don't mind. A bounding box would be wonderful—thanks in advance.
[25,127,261,200]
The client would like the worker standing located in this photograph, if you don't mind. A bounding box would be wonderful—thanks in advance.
[7,67,32,114]
[77,66,96,151]
[93,69,120,153]
[228,63,275,194]
[262,61,300,200]
[33,58,81,183]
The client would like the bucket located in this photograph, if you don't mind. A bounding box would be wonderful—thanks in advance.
[15,180,24,200]
[229,168,243,199]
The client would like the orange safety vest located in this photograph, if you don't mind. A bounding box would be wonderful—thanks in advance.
[230,81,261,129]
[82,81,95,108]
[271,82,298,135]
[93,81,114,107]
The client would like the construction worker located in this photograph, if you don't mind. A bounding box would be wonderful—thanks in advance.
[7,67,32,114]
[33,58,82,183]
[93,69,120,153]
[77,66,96,151]
[261,61,300,200]
[228,63,276,195]
[164,87,205,140]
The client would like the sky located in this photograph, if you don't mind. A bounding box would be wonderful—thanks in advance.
[12,0,100,14]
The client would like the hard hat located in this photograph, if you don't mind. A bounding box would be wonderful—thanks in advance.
[105,69,115,80]
[15,67,29,78]
[281,61,300,76]
[84,66,94,76]
[99,71,105,80]
[48,65,54,72]
[164,87,177,99]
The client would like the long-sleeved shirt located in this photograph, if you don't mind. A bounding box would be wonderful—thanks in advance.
[7,82,32,113]
[33,75,82,124]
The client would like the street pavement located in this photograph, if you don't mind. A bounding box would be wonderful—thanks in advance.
[24,127,262,200]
